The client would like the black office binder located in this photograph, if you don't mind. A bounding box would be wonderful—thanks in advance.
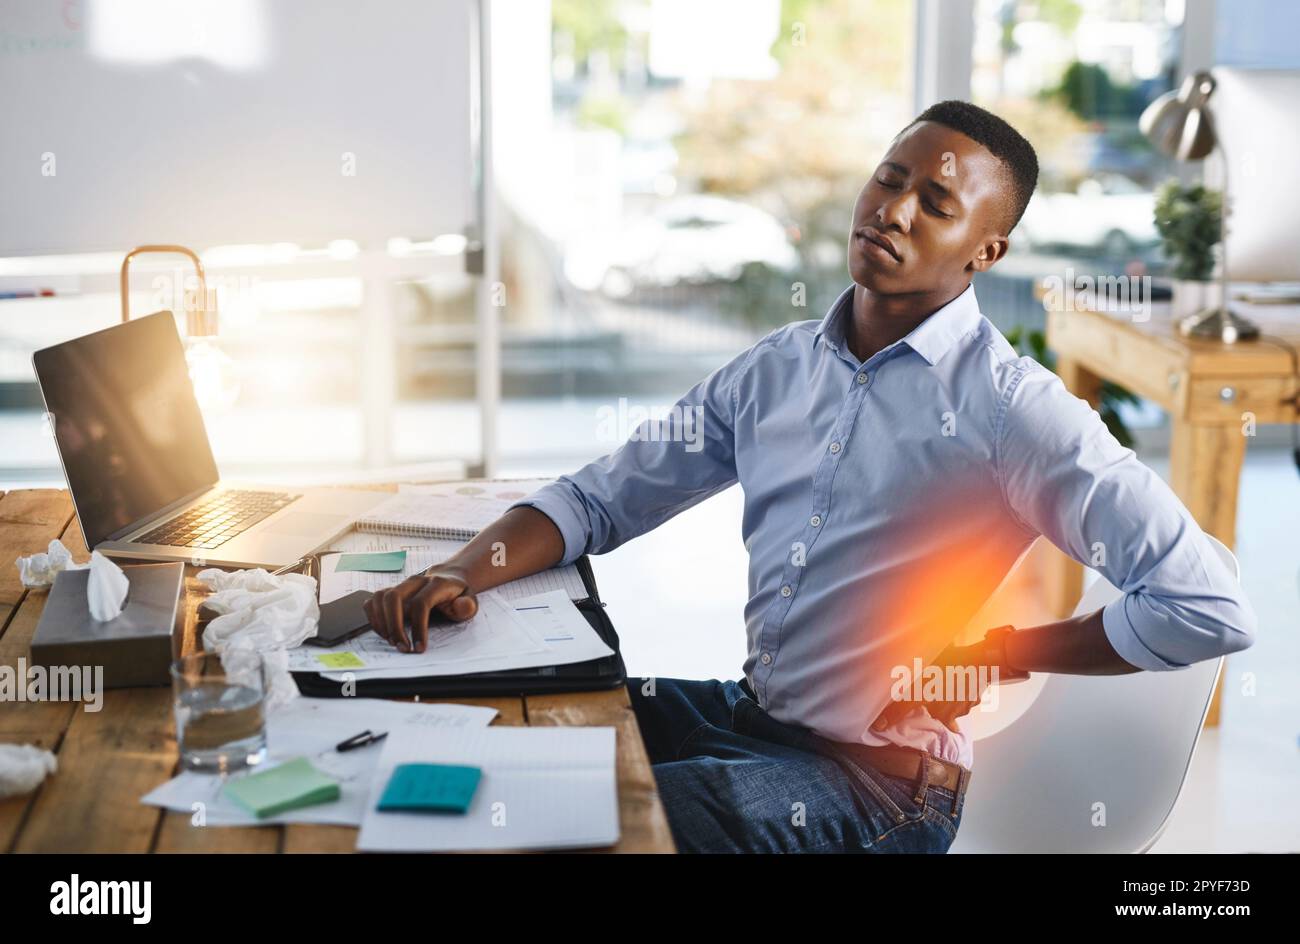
[291,555,626,699]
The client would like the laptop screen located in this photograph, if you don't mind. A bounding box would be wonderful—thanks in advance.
[33,311,219,548]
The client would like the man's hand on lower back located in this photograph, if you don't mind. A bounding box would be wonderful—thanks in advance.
[870,640,995,734]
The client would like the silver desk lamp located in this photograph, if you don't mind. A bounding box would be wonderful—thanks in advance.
[1139,71,1259,342]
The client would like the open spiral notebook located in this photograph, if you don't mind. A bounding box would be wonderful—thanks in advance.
[343,483,588,603]
[318,534,589,605]
[356,493,514,542]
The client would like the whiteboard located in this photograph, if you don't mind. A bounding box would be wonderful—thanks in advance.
[0,0,474,255]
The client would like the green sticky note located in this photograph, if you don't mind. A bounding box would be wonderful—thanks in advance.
[316,651,365,669]
[377,763,482,814]
[336,551,407,573]
[223,757,341,819]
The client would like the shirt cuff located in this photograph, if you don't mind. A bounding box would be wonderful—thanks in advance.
[1101,595,1185,672]
[508,483,591,567]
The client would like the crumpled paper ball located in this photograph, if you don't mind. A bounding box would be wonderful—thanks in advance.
[15,538,86,588]
[0,744,58,799]
[196,568,320,710]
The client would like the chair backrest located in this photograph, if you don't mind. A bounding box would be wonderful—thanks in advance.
[948,536,1236,854]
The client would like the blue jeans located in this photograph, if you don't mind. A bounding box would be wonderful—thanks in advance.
[628,677,967,853]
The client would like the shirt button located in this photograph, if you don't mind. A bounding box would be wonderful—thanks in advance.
[780,585,792,597]
[829,442,841,454]
[857,373,868,384]
[810,515,822,527]
[760,652,773,665]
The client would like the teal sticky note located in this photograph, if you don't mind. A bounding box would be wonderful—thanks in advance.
[377,763,482,814]
[336,551,407,573]
[223,757,341,819]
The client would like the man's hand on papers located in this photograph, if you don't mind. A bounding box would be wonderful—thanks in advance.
[869,641,992,734]
[364,570,478,654]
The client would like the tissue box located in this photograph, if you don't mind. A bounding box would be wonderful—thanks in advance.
[30,562,185,689]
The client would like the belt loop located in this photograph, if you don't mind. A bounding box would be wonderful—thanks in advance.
[912,750,931,807]
[951,767,970,818]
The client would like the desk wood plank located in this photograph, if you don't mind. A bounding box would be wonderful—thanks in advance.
[0,489,73,642]
[9,513,177,852]
[526,687,675,853]
[14,686,175,853]
[0,496,82,852]
[0,494,85,747]
[0,600,79,852]
[154,809,283,853]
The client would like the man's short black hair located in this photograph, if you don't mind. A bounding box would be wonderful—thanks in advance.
[907,100,1039,234]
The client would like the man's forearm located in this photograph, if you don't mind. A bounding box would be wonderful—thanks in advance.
[428,506,568,593]
[1002,608,1140,675]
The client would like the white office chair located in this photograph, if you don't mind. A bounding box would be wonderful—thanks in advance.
[948,536,1237,854]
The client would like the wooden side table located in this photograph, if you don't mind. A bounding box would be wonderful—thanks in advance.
[1045,299,1299,727]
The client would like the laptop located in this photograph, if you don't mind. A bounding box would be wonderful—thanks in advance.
[32,311,389,569]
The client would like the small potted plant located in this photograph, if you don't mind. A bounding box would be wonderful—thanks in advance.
[1152,180,1223,318]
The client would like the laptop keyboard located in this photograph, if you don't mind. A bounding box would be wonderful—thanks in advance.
[137,490,299,549]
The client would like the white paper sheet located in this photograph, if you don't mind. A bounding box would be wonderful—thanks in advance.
[286,590,546,674]
[319,590,614,682]
[140,699,497,827]
[357,726,619,851]
[320,533,589,604]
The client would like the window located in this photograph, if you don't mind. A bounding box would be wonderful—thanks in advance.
[968,0,1184,333]
[491,0,916,474]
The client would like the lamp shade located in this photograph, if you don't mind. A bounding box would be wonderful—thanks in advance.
[1139,72,1218,161]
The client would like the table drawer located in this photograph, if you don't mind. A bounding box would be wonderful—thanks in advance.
[1185,376,1298,425]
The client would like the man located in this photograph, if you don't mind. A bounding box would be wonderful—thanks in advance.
[365,101,1256,853]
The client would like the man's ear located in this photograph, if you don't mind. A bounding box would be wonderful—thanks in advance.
[968,235,1010,273]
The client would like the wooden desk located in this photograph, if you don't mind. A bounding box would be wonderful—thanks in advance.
[0,487,675,853]
[1045,300,1299,727]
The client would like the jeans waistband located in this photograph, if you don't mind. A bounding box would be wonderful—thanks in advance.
[734,677,970,801]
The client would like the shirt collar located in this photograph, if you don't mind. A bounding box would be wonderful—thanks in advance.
[813,285,855,354]
[813,283,983,367]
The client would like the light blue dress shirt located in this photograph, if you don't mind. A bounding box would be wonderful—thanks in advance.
[513,283,1256,768]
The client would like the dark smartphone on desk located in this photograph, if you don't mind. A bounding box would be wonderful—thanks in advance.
[306,590,374,647]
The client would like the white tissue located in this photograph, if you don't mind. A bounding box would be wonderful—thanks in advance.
[15,538,87,588]
[86,551,130,621]
[196,568,320,710]
[0,744,58,799]
[16,541,128,619]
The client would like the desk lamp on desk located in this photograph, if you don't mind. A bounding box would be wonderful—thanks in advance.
[1140,71,1258,343]
[1141,68,1300,343]
[1142,68,1300,477]
[120,244,239,411]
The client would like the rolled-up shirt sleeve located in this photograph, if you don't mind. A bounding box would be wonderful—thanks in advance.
[508,345,748,567]
[997,361,1257,671]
